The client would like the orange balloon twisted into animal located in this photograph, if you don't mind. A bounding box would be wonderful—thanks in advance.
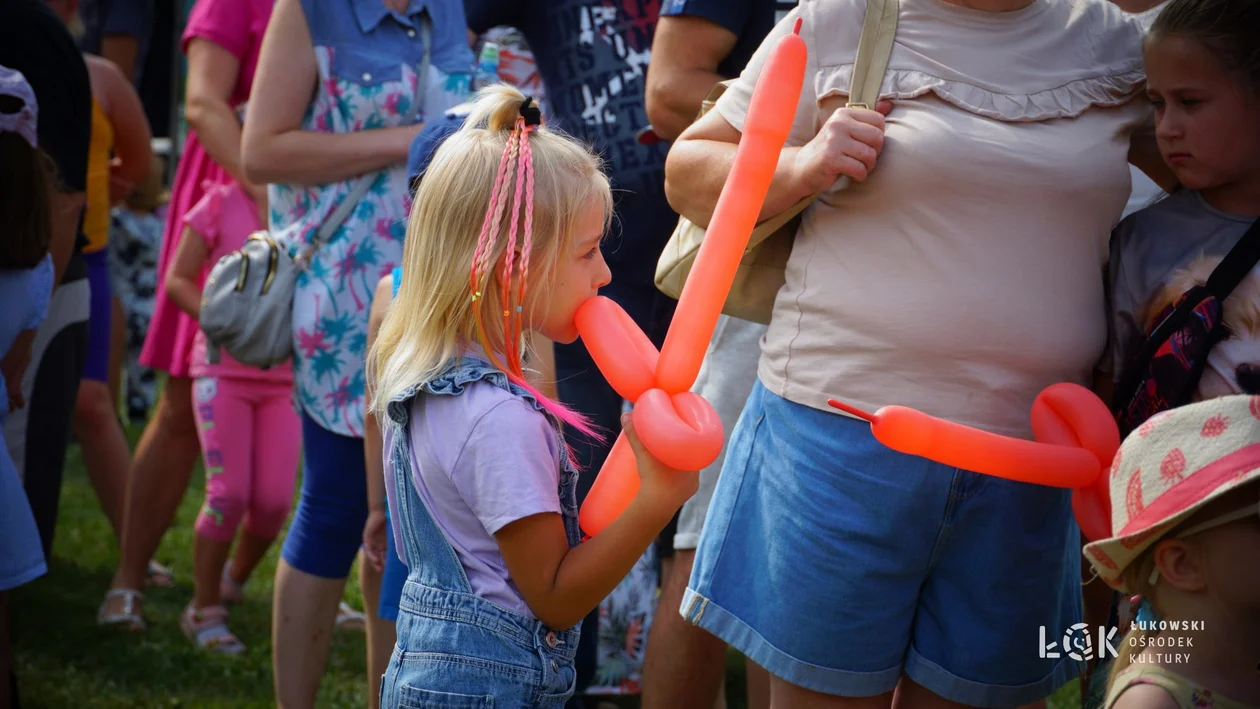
[828,383,1118,541]
[573,19,809,538]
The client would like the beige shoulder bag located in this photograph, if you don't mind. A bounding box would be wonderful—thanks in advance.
[653,0,899,325]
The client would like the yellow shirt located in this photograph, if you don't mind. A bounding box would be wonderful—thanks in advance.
[1106,663,1256,709]
[83,98,113,253]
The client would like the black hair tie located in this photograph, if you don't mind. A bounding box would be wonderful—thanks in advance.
[520,96,541,127]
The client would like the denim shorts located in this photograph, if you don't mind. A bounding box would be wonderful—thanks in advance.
[684,381,1083,707]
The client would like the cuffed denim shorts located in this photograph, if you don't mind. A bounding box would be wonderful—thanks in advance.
[684,380,1084,707]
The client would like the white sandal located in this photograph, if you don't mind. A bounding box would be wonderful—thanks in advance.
[335,600,366,632]
[180,604,245,655]
[98,589,146,631]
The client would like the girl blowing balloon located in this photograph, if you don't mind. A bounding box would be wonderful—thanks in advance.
[369,84,697,704]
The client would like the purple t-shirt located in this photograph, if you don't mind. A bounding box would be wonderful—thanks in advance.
[385,379,562,617]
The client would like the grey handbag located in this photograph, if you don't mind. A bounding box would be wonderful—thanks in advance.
[199,18,432,369]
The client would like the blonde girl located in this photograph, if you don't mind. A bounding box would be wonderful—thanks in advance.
[1083,397,1260,709]
[370,84,696,704]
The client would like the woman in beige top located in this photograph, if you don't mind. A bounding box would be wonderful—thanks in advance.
[667,0,1173,706]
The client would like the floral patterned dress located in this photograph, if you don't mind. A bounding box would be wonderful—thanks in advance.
[268,0,473,437]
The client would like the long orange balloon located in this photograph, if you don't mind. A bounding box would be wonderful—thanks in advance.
[826,393,1103,489]
[655,19,809,395]
[577,21,810,538]
[1028,384,1117,541]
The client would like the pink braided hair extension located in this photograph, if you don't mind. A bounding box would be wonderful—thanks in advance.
[468,109,602,444]
[469,126,520,297]
[515,123,536,335]
[500,119,532,375]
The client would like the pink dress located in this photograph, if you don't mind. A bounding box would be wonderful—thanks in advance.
[139,0,273,377]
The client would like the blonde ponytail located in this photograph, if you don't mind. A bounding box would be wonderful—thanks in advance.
[369,84,611,430]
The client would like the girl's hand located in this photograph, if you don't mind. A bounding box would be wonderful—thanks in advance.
[791,100,893,193]
[362,507,388,573]
[621,413,698,512]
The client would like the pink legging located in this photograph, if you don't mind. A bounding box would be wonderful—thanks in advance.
[192,376,301,542]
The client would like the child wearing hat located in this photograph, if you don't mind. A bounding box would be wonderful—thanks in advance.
[1085,396,1260,708]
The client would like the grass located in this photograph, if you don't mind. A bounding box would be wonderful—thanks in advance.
[12,426,369,709]
[12,426,1082,709]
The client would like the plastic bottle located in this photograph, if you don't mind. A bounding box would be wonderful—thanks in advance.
[472,42,501,91]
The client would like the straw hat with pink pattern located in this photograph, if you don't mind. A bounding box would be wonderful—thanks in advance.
[1083,395,1260,593]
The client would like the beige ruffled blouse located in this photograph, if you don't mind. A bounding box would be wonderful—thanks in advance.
[716,0,1155,437]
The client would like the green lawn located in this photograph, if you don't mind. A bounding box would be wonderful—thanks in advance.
[12,428,1081,708]
[13,428,369,708]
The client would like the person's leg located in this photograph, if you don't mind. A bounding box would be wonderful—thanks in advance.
[643,315,765,709]
[73,378,130,537]
[370,510,404,709]
[106,375,200,599]
[273,411,368,709]
[770,676,893,709]
[747,661,771,709]
[190,377,252,611]
[232,383,300,589]
[73,251,131,539]
[642,549,728,709]
[360,552,394,709]
[107,295,127,408]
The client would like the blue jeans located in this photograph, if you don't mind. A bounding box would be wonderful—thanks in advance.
[686,381,1083,707]
[381,357,583,706]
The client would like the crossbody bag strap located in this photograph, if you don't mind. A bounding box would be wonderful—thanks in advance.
[300,15,433,263]
[1205,217,1260,301]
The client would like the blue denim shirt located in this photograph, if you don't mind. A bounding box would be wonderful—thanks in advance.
[301,0,472,78]
[380,356,583,705]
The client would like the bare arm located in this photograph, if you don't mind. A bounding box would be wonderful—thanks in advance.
[365,279,391,513]
[48,191,84,284]
[1111,684,1181,709]
[164,226,209,320]
[496,417,697,630]
[665,102,891,228]
[89,56,152,201]
[185,39,262,199]
[242,0,421,186]
[362,276,393,571]
[644,15,737,142]
[99,35,140,81]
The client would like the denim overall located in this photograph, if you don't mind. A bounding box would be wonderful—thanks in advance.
[380,356,583,708]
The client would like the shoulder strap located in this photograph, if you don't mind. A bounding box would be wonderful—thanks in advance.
[1205,217,1260,300]
[848,0,899,109]
[309,15,433,253]
[761,0,899,226]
